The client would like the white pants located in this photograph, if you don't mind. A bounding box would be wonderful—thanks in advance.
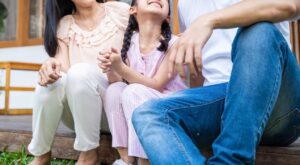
[28,63,109,156]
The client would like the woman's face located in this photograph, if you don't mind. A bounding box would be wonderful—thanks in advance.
[71,0,98,8]
[134,0,169,20]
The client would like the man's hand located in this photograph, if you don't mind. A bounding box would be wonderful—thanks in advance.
[39,58,62,87]
[168,17,213,80]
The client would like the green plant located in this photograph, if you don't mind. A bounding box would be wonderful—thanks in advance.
[0,145,76,165]
[0,1,8,33]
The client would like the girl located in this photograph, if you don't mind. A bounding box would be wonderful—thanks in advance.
[98,0,187,164]
[28,0,129,165]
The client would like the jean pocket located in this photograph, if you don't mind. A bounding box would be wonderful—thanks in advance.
[261,108,300,146]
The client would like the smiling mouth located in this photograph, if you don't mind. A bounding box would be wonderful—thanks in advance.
[148,1,163,8]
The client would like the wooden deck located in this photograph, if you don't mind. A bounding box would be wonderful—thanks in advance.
[0,115,299,165]
[0,115,119,164]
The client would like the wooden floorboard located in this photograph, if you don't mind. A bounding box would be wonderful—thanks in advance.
[0,115,75,137]
[0,115,299,164]
[0,115,119,164]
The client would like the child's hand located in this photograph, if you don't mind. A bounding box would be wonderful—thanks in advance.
[109,47,123,71]
[98,51,112,73]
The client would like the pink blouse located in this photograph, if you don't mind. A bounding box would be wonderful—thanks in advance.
[57,2,129,66]
[127,33,187,94]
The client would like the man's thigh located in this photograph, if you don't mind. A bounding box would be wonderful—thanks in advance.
[139,83,227,149]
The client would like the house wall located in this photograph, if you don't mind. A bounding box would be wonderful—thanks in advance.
[0,45,47,110]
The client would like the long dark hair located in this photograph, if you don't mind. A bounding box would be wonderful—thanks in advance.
[121,0,172,63]
[44,0,104,57]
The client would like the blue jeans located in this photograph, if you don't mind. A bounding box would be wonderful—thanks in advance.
[132,22,300,165]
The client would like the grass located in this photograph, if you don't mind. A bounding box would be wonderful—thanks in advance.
[0,145,75,165]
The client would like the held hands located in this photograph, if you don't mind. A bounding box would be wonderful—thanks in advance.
[97,48,123,73]
[38,58,62,87]
[168,17,214,80]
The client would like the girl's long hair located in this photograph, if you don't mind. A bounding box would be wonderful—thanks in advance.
[44,0,104,57]
[120,0,172,63]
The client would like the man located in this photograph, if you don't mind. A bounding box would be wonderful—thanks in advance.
[132,0,300,164]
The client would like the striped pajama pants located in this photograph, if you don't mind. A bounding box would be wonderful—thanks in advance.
[104,82,167,159]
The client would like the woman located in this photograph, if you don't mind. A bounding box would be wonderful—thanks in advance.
[28,0,129,165]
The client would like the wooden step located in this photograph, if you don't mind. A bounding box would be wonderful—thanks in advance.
[0,115,299,165]
[0,115,119,164]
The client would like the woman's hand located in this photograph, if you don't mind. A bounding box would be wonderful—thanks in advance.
[39,58,62,87]
[168,16,213,80]
[98,51,112,73]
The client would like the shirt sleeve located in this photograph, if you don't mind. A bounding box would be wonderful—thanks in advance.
[56,15,72,45]
[105,1,130,31]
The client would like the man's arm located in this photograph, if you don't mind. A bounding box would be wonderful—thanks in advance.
[168,0,300,80]
[207,0,300,29]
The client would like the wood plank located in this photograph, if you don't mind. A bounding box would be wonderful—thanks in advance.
[0,87,35,91]
[0,41,20,48]
[0,62,41,71]
[0,131,79,160]
[4,66,11,114]
[0,115,299,164]
[9,87,35,91]
[0,116,74,137]
[172,0,180,34]
[23,38,43,46]
[0,131,119,162]
[7,109,32,115]
[0,62,40,115]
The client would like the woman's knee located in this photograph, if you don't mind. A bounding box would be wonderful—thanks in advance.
[66,63,106,95]
[34,78,65,106]
[67,63,98,82]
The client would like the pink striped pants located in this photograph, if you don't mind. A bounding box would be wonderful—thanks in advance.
[104,82,167,159]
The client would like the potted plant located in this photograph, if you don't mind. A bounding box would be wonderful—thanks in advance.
[0,2,8,33]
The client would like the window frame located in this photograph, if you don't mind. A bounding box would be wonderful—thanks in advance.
[0,0,43,48]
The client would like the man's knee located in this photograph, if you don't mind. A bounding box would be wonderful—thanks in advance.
[132,100,165,132]
[234,22,283,51]
[232,22,286,63]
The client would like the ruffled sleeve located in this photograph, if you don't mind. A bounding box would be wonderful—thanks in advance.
[105,1,130,31]
[57,15,72,45]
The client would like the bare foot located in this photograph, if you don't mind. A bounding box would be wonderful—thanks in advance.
[76,148,99,165]
[28,152,51,165]
[116,147,135,164]
[138,158,150,165]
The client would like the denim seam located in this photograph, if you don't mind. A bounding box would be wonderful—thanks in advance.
[165,97,225,112]
[159,96,225,165]
[264,108,300,132]
[256,46,282,145]
[164,110,193,165]
[282,125,300,145]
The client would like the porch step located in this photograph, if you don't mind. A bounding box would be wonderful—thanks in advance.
[0,115,299,165]
[0,115,118,164]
